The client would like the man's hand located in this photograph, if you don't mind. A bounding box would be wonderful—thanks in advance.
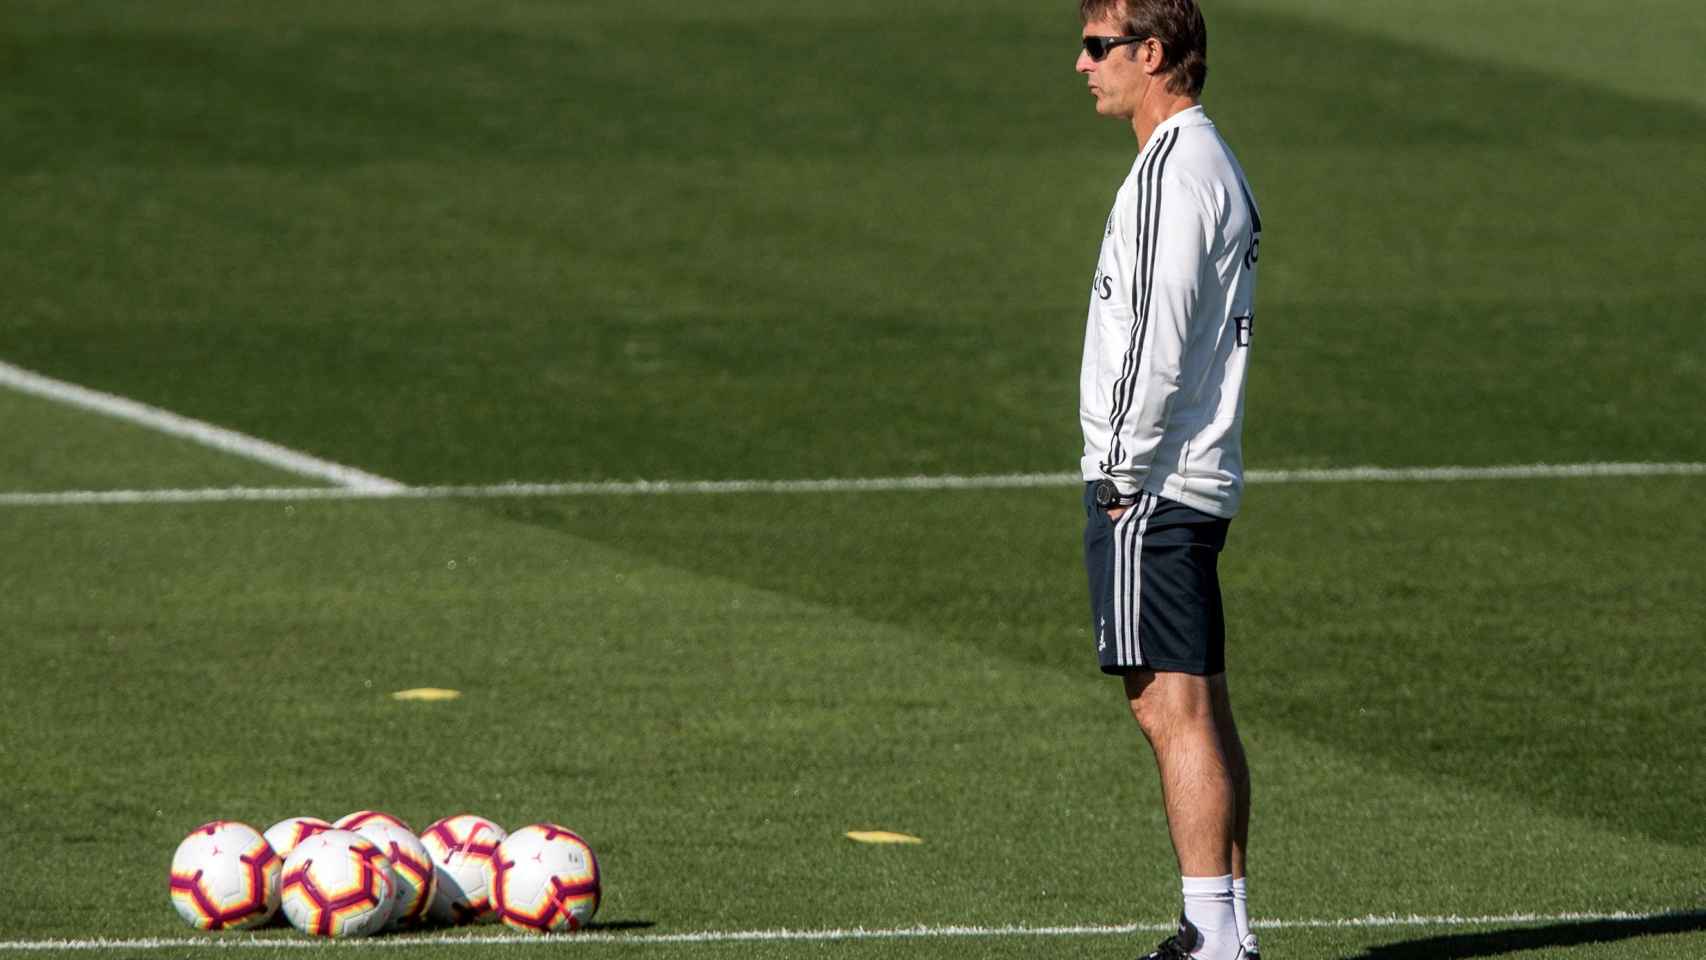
[1106,506,1129,522]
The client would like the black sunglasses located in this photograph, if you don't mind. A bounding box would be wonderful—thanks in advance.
[1082,35,1149,62]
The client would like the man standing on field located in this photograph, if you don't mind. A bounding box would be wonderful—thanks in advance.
[1074,1,1263,958]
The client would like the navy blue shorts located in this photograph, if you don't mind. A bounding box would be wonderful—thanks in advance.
[1082,484,1231,676]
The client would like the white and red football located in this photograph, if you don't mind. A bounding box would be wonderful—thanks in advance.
[487,822,600,933]
[333,810,413,833]
[168,821,280,930]
[279,829,397,938]
[419,814,507,925]
[347,821,436,929]
[263,817,332,860]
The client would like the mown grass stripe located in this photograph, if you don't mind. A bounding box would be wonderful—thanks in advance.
[0,462,1700,508]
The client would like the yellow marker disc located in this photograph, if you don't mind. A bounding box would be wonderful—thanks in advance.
[390,688,463,701]
[846,830,924,845]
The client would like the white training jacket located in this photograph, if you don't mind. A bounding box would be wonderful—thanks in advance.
[1079,105,1261,520]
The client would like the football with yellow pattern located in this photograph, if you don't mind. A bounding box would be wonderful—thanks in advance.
[347,820,436,930]
[420,814,508,925]
[168,821,280,930]
[279,829,397,938]
[486,823,600,934]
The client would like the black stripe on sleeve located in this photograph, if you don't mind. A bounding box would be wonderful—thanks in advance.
[1102,128,1180,474]
[1100,129,1172,474]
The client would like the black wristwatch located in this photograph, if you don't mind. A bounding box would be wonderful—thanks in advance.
[1093,478,1141,509]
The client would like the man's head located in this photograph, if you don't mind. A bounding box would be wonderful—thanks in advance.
[1076,0,1208,120]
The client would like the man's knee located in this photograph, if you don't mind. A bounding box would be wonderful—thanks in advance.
[1124,670,1216,738]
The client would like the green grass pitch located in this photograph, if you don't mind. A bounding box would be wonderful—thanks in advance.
[1,1,1703,958]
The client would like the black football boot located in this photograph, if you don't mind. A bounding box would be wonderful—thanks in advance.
[1139,915,1203,960]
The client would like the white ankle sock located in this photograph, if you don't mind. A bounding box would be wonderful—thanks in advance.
[1231,876,1251,942]
[1181,874,1238,960]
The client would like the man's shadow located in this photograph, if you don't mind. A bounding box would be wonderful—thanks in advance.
[1345,912,1706,959]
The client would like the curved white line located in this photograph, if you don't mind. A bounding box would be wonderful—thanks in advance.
[0,359,404,491]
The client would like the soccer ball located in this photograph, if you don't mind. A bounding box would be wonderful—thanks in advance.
[279,829,397,938]
[487,823,600,933]
[420,814,507,925]
[168,821,281,930]
[347,821,436,929]
[333,810,413,833]
[263,817,332,859]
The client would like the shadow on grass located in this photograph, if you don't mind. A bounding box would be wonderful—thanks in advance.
[1346,912,1706,959]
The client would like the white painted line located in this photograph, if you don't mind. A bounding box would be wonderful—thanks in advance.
[1247,462,1706,484]
[0,359,404,492]
[0,462,1701,508]
[0,910,1693,951]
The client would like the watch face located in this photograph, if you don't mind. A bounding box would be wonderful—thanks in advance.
[1094,480,1115,507]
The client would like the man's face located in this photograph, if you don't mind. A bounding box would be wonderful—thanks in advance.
[1077,16,1149,119]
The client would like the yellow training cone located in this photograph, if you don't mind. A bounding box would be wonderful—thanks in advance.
[391,688,462,701]
[846,830,924,845]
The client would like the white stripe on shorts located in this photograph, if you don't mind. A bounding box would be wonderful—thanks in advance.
[1112,493,1157,668]
[1109,501,1126,666]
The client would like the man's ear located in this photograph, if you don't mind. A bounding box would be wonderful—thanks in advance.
[1138,38,1165,75]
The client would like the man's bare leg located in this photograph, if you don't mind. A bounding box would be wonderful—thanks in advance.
[1209,675,1255,953]
[1207,674,1250,877]
[1124,670,1242,958]
[1124,670,1235,876]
